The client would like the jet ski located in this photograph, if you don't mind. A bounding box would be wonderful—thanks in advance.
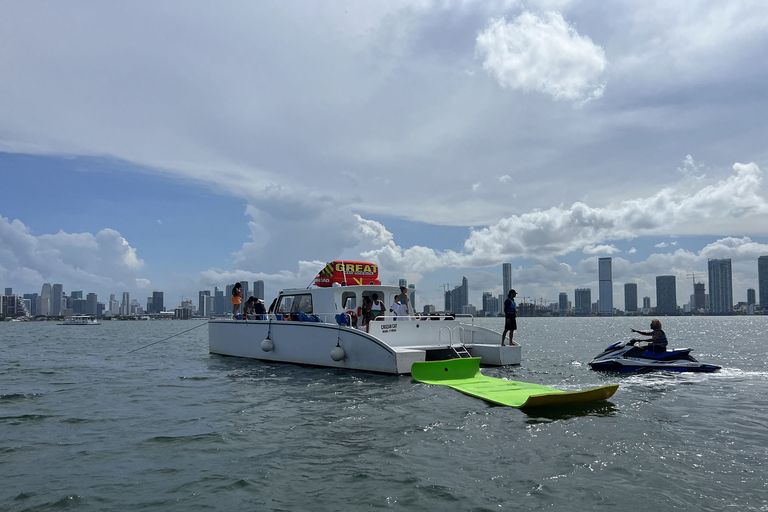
[589,339,720,373]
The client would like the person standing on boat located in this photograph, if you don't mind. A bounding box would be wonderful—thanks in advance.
[370,293,385,321]
[399,286,411,317]
[361,296,372,326]
[231,282,243,318]
[390,295,408,320]
[502,289,517,346]
[631,318,668,353]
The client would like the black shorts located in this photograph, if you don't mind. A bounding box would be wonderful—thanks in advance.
[505,315,517,331]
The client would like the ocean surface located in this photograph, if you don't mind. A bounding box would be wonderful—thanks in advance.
[1,316,767,511]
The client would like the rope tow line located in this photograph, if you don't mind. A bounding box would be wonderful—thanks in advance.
[126,321,209,354]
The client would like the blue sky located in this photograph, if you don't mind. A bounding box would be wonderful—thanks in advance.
[2,1,768,311]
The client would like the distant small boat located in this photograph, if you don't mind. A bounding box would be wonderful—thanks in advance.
[58,315,101,326]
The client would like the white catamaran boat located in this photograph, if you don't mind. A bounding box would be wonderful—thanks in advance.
[58,315,101,326]
[209,261,521,374]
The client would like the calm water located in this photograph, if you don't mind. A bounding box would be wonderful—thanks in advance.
[1,317,767,511]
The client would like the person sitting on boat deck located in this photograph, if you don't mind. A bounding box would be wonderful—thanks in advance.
[254,299,267,316]
[399,286,411,317]
[243,296,257,318]
[370,293,385,321]
[631,318,668,353]
[231,282,243,318]
[501,289,517,346]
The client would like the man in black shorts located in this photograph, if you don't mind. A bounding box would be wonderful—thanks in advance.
[502,289,517,346]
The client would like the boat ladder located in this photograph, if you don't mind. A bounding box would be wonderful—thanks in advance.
[451,345,472,359]
[439,325,471,359]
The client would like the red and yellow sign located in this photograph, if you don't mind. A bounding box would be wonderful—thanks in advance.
[314,261,380,287]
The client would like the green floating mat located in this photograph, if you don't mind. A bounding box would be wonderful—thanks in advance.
[412,358,619,408]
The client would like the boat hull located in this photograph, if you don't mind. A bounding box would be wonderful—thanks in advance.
[209,318,521,374]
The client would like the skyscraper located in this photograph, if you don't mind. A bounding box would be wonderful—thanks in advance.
[152,291,164,313]
[598,258,613,315]
[693,282,706,312]
[40,283,52,316]
[574,288,591,316]
[708,258,733,315]
[51,284,63,317]
[214,287,225,315]
[502,263,512,295]
[253,280,265,300]
[759,255,768,313]
[451,277,469,314]
[199,290,211,317]
[559,292,568,316]
[86,293,98,315]
[121,292,130,315]
[656,275,677,315]
[624,283,638,312]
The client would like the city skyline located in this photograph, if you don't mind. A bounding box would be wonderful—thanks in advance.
[3,253,768,317]
[2,3,768,310]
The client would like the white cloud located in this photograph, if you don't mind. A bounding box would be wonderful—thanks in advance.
[583,244,619,255]
[362,162,767,281]
[472,182,481,192]
[655,242,668,248]
[475,11,607,103]
[0,216,146,297]
[499,175,512,183]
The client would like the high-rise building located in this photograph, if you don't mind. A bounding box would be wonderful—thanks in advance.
[51,284,63,316]
[643,296,651,310]
[199,290,211,317]
[502,263,512,295]
[239,281,249,300]
[708,258,733,315]
[482,292,500,316]
[253,280,265,300]
[598,258,613,315]
[574,288,591,316]
[747,288,756,305]
[693,282,706,311]
[214,287,226,315]
[624,283,638,312]
[559,292,568,316]
[23,293,38,316]
[86,293,98,315]
[121,292,130,316]
[4,287,12,295]
[152,291,164,313]
[451,277,469,314]
[759,256,768,313]
[109,294,119,315]
[656,275,677,315]
[39,283,52,316]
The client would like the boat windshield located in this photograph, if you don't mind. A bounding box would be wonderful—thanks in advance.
[277,293,313,314]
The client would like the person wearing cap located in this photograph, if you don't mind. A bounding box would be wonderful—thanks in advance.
[254,298,267,316]
[502,289,517,346]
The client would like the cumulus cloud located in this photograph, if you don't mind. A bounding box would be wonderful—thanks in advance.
[0,216,146,296]
[583,244,620,255]
[475,11,607,103]
[364,162,767,280]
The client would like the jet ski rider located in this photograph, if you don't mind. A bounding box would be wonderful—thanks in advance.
[630,318,668,353]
